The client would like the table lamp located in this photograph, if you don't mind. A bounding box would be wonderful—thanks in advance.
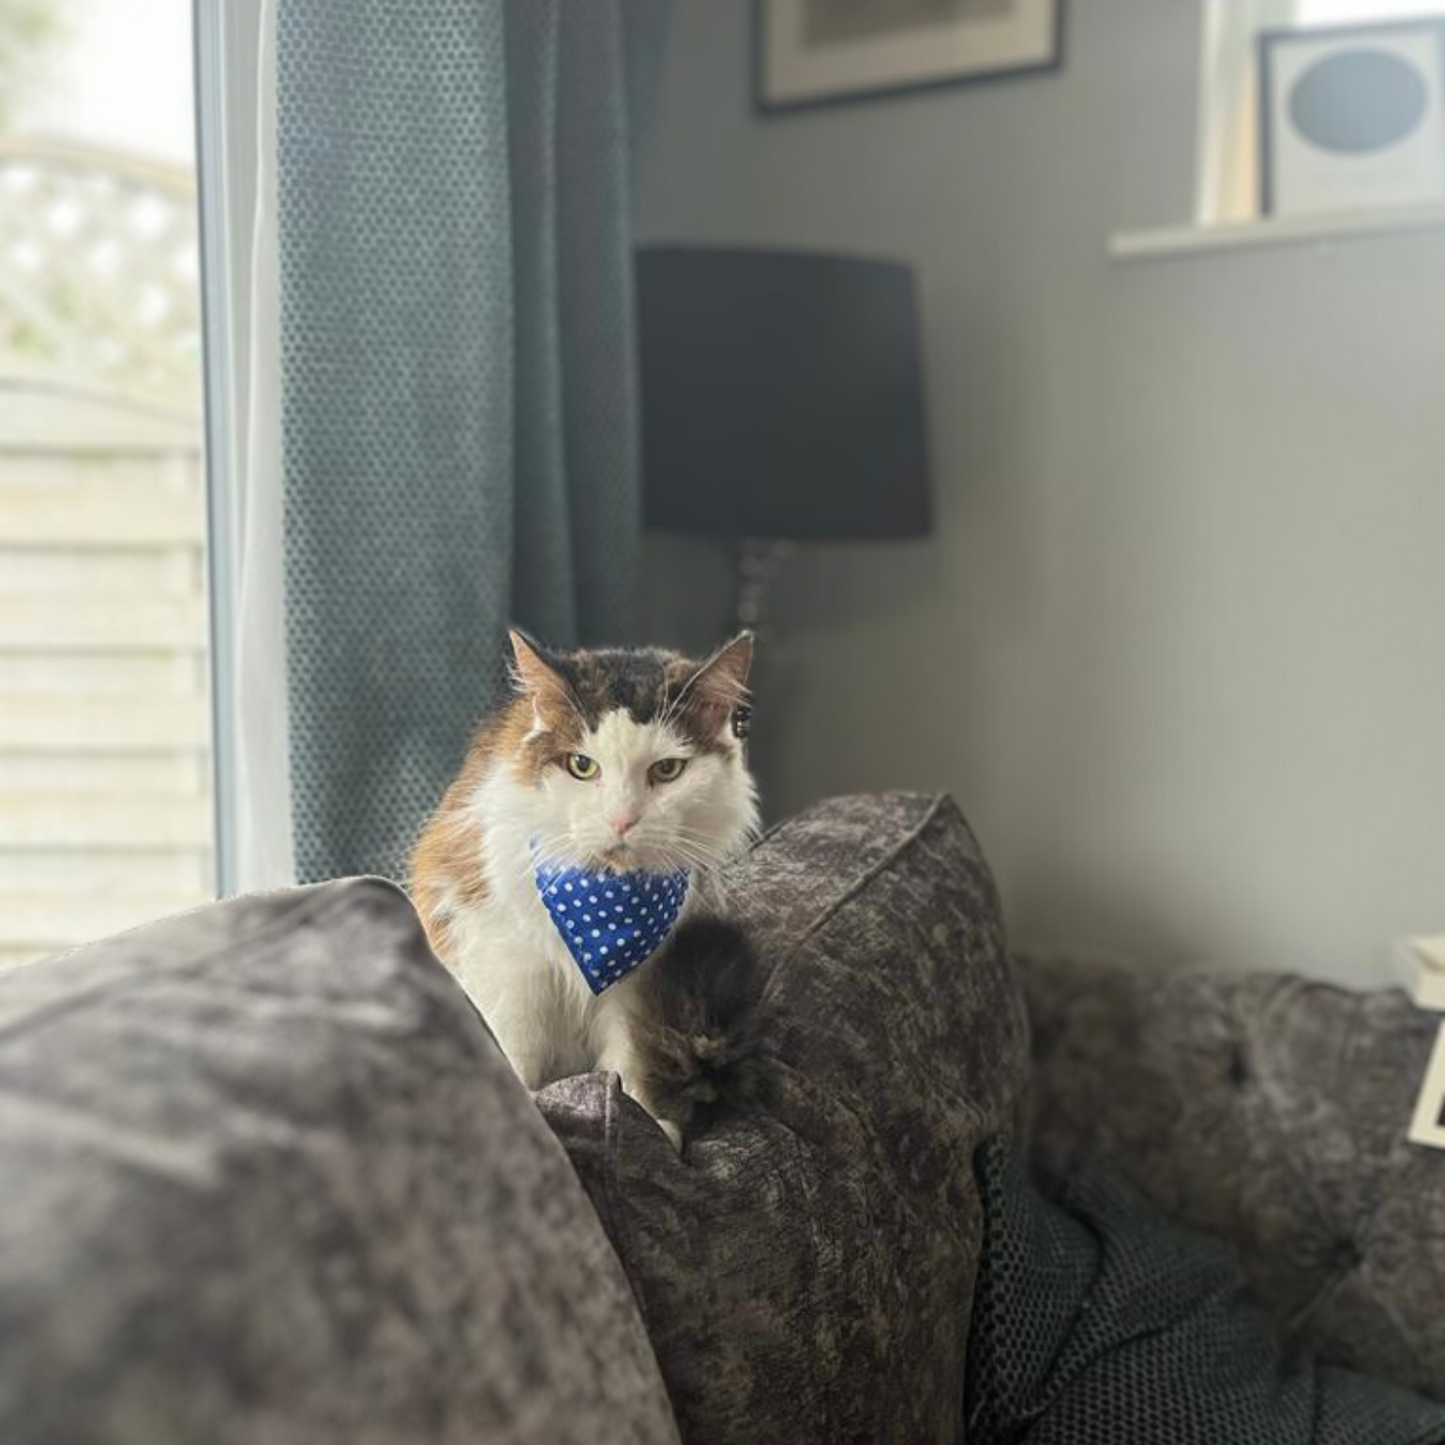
[636,245,931,633]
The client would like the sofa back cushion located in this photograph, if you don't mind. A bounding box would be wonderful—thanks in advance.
[1023,953,1445,1403]
[539,793,1030,1445]
[0,880,680,1445]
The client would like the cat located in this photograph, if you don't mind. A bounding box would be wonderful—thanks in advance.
[409,629,759,1149]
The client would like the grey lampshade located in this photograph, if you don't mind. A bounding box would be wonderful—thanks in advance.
[636,246,931,541]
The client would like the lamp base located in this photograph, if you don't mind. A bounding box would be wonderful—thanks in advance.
[735,538,793,637]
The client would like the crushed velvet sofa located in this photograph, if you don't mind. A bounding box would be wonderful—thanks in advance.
[1022,951,1445,1404]
[1,793,1442,1444]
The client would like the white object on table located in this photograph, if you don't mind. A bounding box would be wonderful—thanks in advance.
[1399,936,1445,1148]
[1396,935,1445,1011]
[1408,1021,1445,1149]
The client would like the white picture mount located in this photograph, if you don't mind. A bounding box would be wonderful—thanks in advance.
[1408,1023,1445,1149]
[1399,936,1445,1149]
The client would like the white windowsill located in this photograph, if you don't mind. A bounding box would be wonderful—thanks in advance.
[1109,201,1445,263]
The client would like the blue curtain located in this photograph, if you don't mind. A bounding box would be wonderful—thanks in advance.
[277,0,668,882]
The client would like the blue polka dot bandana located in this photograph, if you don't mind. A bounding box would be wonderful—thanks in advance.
[534,860,690,994]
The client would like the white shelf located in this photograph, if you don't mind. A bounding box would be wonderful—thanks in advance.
[1109,202,1445,263]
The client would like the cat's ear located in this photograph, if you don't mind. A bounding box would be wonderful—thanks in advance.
[689,632,754,708]
[508,629,569,703]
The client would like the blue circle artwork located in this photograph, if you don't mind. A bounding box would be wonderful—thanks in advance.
[1289,48,1429,155]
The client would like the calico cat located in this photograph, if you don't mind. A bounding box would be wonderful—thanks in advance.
[409,630,759,1149]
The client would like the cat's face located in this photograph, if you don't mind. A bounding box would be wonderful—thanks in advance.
[496,632,759,876]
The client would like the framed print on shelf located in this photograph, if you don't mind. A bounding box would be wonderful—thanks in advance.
[757,0,1063,113]
[1259,19,1445,218]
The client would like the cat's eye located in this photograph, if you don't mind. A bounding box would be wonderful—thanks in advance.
[565,754,600,781]
[649,757,688,785]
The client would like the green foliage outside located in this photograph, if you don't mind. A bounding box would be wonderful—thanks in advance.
[0,0,64,132]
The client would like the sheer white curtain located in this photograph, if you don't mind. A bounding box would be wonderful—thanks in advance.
[200,0,293,892]
[1297,0,1445,19]
[1194,0,1297,224]
[233,0,293,892]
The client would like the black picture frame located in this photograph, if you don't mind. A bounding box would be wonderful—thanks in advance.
[754,0,1065,116]
[1258,16,1445,217]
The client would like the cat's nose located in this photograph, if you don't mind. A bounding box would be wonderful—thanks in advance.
[609,814,639,837]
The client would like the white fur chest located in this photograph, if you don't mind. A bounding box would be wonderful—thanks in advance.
[444,853,596,1065]
[441,836,717,1086]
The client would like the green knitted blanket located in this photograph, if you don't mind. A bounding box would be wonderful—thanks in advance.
[964,1140,1445,1445]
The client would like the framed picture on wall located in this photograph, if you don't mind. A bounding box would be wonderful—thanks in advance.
[1259,19,1445,217]
[756,0,1063,113]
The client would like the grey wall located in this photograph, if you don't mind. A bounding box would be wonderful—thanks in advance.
[637,0,1445,986]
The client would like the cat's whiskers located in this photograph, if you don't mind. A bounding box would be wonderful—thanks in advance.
[663,823,735,856]
[661,844,724,873]
[516,817,742,889]
[510,832,579,889]
[525,846,580,884]
[667,822,730,843]
[642,835,723,874]
[655,671,696,735]
[519,665,591,743]
[664,843,716,867]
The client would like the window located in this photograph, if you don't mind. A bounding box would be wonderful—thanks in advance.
[1196,0,1445,224]
[0,2,213,968]
[1297,0,1445,21]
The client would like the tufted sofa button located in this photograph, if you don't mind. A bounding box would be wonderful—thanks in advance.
[1334,1238,1365,1274]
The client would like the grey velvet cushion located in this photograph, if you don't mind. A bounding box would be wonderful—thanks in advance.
[0,879,680,1445]
[538,792,1030,1445]
[1022,953,1445,1403]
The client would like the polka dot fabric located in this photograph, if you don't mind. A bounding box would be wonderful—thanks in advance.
[534,862,689,994]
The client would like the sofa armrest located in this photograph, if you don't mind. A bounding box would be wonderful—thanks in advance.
[0,880,681,1445]
[1020,952,1445,1402]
